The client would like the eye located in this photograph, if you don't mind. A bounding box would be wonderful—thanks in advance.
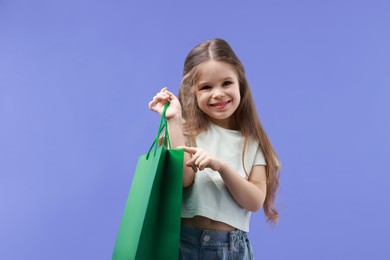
[222,81,232,86]
[199,85,211,90]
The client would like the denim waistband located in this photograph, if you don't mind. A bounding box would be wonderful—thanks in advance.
[180,224,248,249]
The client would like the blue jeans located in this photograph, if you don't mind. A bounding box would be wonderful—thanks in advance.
[179,224,254,260]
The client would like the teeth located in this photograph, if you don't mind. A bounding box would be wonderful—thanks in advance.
[211,101,228,106]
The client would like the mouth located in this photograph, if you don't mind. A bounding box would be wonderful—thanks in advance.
[209,100,231,109]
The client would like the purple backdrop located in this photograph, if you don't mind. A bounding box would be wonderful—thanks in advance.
[1,0,389,259]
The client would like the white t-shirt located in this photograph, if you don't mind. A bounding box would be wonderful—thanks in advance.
[181,123,266,232]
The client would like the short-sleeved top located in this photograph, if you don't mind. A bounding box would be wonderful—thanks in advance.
[181,123,266,232]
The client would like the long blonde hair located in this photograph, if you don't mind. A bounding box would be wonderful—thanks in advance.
[178,38,281,223]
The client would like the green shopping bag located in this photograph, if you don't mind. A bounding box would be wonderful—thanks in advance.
[112,103,184,260]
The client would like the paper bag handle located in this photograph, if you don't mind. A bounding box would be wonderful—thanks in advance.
[146,102,171,159]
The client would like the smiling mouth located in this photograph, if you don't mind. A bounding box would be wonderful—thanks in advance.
[209,100,231,108]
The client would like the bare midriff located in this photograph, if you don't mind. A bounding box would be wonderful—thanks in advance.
[181,216,236,231]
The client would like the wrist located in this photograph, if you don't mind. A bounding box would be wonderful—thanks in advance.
[167,116,184,134]
[167,114,183,124]
[216,159,227,173]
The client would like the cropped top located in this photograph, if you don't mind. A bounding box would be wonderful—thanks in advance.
[181,123,266,232]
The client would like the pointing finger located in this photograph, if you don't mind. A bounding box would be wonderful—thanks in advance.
[178,146,198,154]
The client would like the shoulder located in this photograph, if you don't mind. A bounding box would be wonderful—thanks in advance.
[246,135,266,166]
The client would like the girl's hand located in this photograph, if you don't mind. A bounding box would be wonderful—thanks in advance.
[148,87,182,120]
[179,146,223,172]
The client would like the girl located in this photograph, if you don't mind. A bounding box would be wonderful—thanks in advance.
[149,38,280,260]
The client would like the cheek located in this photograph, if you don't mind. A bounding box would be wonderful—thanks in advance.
[236,94,241,105]
[233,88,241,102]
[196,93,206,105]
[194,95,203,110]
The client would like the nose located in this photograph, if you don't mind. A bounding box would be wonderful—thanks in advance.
[212,89,226,99]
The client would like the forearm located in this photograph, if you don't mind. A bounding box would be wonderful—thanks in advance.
[167,117,195,187]
[218,162,266,212]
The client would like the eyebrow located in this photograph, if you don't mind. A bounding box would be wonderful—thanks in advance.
[198,77,235,86]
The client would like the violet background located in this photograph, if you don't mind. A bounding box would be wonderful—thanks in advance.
[1,1,389,259]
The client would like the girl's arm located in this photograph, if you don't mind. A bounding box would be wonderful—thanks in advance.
[149,88,196,187]
[180,146,267,212]
[219,163,267,212]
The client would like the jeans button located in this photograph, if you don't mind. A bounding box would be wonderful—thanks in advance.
[203,235,211,242]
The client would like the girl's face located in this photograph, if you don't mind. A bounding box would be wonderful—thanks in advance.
[195,60,241,129]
